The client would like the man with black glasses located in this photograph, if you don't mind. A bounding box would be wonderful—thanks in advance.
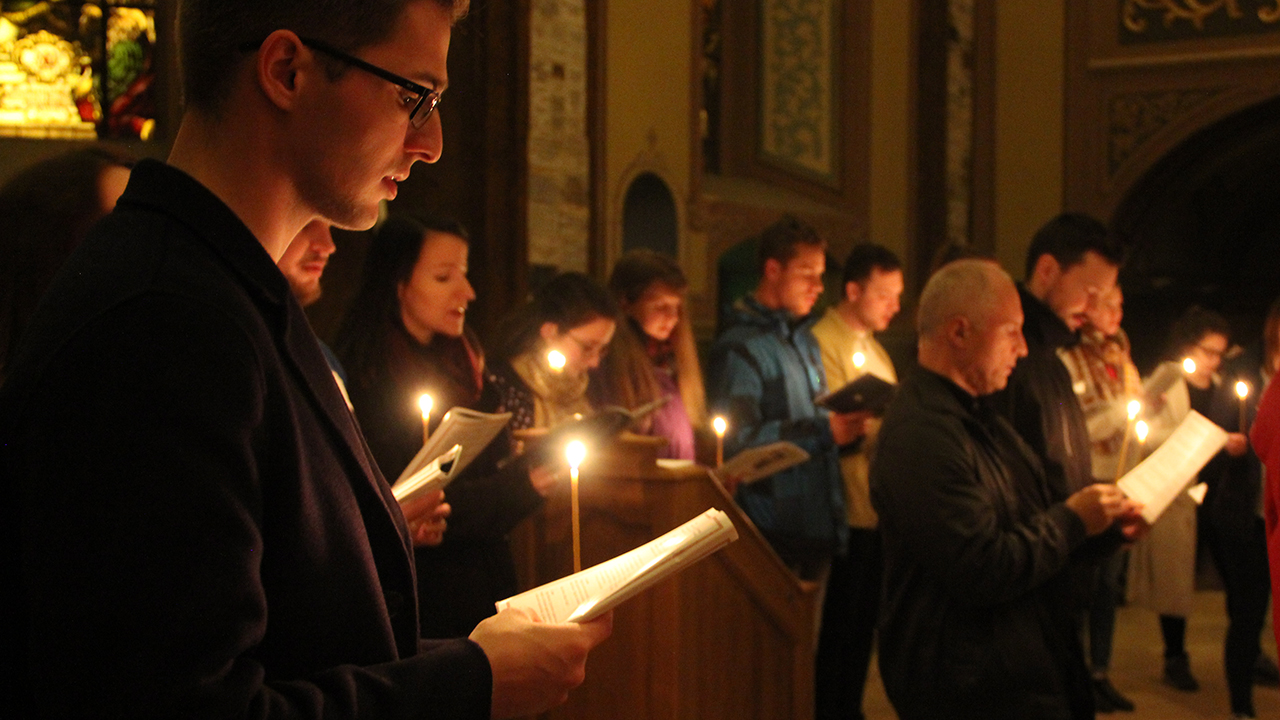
[0,1,609,718]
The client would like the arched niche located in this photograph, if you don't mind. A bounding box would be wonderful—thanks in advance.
[1112,93,1280,371]
[621,172,679,258]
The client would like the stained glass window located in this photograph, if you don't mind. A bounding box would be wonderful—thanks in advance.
[0,1,158,141]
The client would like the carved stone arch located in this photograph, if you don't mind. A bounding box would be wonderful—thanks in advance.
[1109,90,1280,369]
[1105,81,1280,213]
[609,138,685,273]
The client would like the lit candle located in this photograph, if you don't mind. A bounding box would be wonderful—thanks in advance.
[712,416,727,468]
[566,440,587,573]
[1114,399,1142,482]
[1236,380,1250,433]
[1135,419,1149,445]
[852,351,866,371]
[547,349,566,373]
[418,393,434,446]
[1183,357,1197,375]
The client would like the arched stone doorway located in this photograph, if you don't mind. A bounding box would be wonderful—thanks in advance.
[1112,95,1280,372]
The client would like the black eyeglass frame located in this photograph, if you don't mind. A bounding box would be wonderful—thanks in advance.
[240,35,441,128]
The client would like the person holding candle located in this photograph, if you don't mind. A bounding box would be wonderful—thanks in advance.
[1203,298,1280,719]
[488,272,618,431]
[809,242,903,720]
[591,249,706,461]
[335,213,563,639]
[1128,305,1247,693]
[1057,283,1142,711]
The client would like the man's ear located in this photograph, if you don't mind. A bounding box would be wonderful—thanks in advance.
[1031,253,1061,288]
[256,30,307,111]
[946,316,970,348]
[539,321,560,342]
[844,280,863,304]
[762,258,783,282]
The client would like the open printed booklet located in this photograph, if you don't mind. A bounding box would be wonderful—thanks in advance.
[391,444,462,505]
[814,373,897,415]
[716,441,810,486]
[1117,410,1228,525]
[397,407,512,487]
[495,508,738,623]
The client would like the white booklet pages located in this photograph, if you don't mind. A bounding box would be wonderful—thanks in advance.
[397,407,512,486]
[495,508,739,623]
[391,444,463,505]
[1117,410,1227,524]
[716,441,810,485]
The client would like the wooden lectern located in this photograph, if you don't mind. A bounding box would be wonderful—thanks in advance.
[510,431,819,720]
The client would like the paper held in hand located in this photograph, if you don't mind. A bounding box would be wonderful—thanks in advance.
[398,407,512,484]
[1117,410,1227,525]
[391,443,462,505]
[715,441,810,485]
[495,508,739,623]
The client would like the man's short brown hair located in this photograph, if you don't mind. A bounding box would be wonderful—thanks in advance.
[178,0,469,115]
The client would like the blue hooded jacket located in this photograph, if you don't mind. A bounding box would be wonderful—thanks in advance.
[708,295,847,564]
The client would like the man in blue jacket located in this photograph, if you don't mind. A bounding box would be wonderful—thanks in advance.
[708,215,863,578]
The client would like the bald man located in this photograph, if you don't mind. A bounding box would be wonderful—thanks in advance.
[870,260,1143,720]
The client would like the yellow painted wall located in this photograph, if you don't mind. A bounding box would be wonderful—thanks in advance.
[603,0,694,271]
[869,0,913,268]
[993,0,1066,278]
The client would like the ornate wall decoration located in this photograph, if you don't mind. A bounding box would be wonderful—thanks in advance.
[759,0,837,181]
[1108,87,1224,174]
[1121,0,1280,44]
[0,1,157,140]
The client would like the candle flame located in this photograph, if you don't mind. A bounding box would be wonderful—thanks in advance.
[418,394,434,420]
[1135,420,1149,443]
[852,351,866,369]
[566,440,587,468]
[1127,399,1141,420]
[547,350,566,372]
[1236,381,1249,399]
[1183,357,1197,374]
[712,416,727,436]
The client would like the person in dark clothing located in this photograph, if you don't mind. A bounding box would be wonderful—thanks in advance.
[872,259,1143,720]
[335,213,558,638]
[984,213,1131,711]
[0,0,611,717]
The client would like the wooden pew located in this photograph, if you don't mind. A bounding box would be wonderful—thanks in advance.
[510,432,819,720]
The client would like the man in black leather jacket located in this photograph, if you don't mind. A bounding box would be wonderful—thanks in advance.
[872,259,1142,720]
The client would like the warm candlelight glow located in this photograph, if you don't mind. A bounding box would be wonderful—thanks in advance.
[566,440,587,469]
[1127,399,1141,421]
[712,416,727,468]
[1183,357,1197,374]
[418,393,434,445]
[1135,420,1149,443]
[1237,381,1250,400]
[566,440,586,573]
[852,351,866,369]
[547,349,566,372]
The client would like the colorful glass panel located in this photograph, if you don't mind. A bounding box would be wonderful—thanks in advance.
[0,1,157,140]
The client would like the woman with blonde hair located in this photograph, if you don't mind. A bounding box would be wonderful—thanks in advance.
[592,250,707,460]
